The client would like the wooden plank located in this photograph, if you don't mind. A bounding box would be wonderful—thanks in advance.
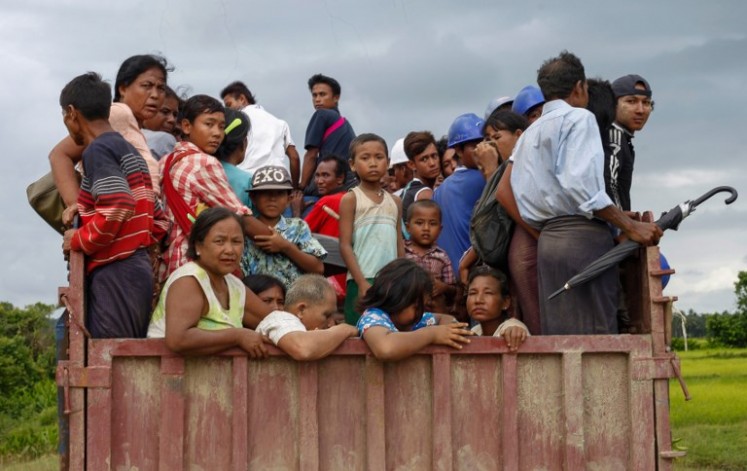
[385,356,433,470]
[101,334,653,358]
[654,379,675,471]
[246,359,300,469]
[517,354,563,471]
[501,354,518,471]
[85,341,111,471]
[184,357,233,470]
[299,362,320,471]
[562,352,585,470]
[231,356,248,471]
[450,356,502,471]
[582,353,631,469]
[431,354,452,471]
[66,252,86,471]
[318,356,366,470]
[159,356,185,470]
[109,357,161,470]
[365,356,386,471]
[629,344,657,470]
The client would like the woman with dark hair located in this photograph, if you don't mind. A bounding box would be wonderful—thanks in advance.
[147,207,272,357]
[50,54,172,220]
[159,95,272,280]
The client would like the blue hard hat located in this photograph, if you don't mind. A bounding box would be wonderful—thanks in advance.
[484,96,513,120]
[512,85,545,116]
[447,113,485,148]
[659,252,671,289]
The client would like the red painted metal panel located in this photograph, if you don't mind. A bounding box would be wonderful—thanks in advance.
[365,357,386,471]
[63,252,86,471]
[159,356,185,470]
[110,357,161,470]
[431,354,452,471]
[246,359,300,469]
[517,354,564,470]
[384,355,433,470]
[317,356,367,470]
[85,341,112,471]
[500,355,517,471]
[448,356,504,471]
[231,356,248,471]
[299,362,320,471]
[581,353,631,469]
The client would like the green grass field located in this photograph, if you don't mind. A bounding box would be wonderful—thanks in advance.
[671,348,747,471]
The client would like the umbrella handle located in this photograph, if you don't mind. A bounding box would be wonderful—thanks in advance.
[690,186,738,208]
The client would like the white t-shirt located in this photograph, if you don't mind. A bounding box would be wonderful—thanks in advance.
[238,104,295,174]
[255,310,307,345]
[471,317,530,337]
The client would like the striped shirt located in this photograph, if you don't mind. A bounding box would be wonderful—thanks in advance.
[72,132,168,273]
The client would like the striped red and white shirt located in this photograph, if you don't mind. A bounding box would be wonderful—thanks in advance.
[72,132,168,273]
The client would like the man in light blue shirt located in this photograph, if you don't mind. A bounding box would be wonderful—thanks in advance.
[510,51,662,335]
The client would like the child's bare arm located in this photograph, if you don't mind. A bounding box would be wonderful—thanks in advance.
[252,231,324,274]
[49,136,84,208]
[339,192,369,289]
[276,324,358,361]
[362,323,472,361]
[458,248,478,286]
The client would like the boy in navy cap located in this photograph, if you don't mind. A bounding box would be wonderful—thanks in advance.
[607,74,654,211]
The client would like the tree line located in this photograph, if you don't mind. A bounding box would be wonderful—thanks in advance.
[672,271,747,348]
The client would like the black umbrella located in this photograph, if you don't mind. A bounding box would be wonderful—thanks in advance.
[313,233,348,277]
[548,186,738,300]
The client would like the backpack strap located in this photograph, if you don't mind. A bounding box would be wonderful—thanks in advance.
[162,148,201,235]
[322,117,346,142]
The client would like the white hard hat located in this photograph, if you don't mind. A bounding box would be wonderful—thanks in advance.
[389,137,408,169]
[484,96,513,119]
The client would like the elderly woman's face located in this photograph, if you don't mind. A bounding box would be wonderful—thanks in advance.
[118,66,166,124]
[194,217,244,276]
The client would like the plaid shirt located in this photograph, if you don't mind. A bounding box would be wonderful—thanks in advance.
[160,141,251,280]
[403,240,456,286]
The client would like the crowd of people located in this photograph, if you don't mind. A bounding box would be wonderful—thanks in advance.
[52,49,661,361]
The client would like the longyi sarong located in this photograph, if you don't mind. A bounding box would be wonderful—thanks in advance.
[537,217,617,335]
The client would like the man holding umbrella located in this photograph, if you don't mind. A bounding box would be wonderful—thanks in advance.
[510,51,662,335]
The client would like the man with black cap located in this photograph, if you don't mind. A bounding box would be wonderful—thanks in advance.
[606,74,654,211]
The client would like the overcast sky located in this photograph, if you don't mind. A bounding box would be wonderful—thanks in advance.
[1,0,745,314]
